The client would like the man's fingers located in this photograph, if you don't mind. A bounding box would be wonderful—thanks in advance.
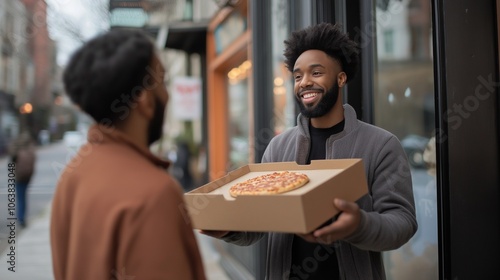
[199,230,229,239]
[312,200,360,240]
[314,233,335,245]
[313,221,339,238]
[297,233,316,243]
[334,198,358,213]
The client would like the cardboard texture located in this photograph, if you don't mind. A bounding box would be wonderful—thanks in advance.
[184,159,368,234]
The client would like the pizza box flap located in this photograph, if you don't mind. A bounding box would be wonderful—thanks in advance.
[184,159,368,233]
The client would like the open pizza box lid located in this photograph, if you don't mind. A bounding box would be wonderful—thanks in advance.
[184,159,368,234]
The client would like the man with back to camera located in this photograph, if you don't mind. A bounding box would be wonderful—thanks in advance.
[202,22,417,279]
[50,29,206,280]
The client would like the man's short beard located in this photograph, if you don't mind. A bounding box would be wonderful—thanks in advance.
[295,82,340,118]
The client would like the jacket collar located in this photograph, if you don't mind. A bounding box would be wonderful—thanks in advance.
[86,124,170,169]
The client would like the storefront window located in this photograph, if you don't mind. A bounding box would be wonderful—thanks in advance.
[228,60,251,169]
[373,0,438,279]
[271,0,294,135]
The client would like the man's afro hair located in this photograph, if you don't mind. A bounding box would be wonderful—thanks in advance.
[283,22,360,83]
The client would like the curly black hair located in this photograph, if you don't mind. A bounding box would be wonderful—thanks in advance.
[63,29,155,123]
[283,22,360,83]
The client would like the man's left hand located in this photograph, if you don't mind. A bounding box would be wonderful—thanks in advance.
[297,198,361,244]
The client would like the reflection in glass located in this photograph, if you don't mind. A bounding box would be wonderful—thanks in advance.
[374,0,438,279]
[227,61,251,170]
[272,0,294,135]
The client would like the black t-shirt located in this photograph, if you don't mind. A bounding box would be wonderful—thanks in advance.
[289,119,345,280]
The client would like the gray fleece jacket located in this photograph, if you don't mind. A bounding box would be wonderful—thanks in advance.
[222,104,417,280]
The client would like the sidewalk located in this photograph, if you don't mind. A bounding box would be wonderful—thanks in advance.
[0,203,230,279]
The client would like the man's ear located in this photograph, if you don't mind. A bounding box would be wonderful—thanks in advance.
[136,90,154,120]
[338,72,347,88]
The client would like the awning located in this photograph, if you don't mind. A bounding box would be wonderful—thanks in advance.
[158,20,208,55]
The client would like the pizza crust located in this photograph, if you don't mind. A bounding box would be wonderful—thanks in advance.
[229,171,309,197]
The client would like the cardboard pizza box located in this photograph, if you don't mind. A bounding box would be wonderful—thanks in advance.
[183,159,368,234]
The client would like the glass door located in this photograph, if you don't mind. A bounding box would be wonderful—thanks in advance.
[373,0,438,279]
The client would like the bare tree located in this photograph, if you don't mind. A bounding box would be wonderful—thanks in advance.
[47,0,110,44]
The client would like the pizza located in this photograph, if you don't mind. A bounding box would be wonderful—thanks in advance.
[229,171,309,197]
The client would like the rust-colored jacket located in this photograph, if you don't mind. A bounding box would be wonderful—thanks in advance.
[50,125,206,280]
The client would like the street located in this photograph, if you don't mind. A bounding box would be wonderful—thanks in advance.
[0,142,75,254]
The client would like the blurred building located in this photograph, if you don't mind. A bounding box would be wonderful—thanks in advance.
[0,0,57,154]
[0,0,34,155]
[20,0,57,137]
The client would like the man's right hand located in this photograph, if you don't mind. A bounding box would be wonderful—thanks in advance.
[199,230,230,239]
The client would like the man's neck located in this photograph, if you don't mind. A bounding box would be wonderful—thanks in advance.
[115,121,149,150]
[310,103,344,128]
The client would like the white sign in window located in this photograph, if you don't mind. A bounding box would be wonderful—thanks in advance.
[171,76,202,120]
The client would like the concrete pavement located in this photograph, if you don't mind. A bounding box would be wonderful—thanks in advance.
[0,202,230,280]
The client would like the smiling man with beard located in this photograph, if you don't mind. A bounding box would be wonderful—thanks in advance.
[203,23,417,280]
[50,30,206,280]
